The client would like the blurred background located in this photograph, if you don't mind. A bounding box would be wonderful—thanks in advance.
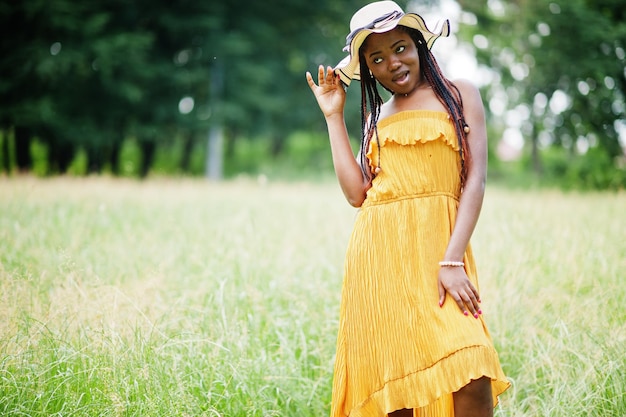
[1,0,624,189]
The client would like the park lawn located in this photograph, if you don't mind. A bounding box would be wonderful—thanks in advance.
[0,177,624,416]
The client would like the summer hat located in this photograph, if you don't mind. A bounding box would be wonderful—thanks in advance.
[334,1,450,86]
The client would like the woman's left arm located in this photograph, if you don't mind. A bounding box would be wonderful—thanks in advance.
[437,79,488,317]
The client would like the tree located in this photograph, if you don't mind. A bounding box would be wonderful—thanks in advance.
[457,0,626,188]
[203,0,368,178]
[0,0,372,177]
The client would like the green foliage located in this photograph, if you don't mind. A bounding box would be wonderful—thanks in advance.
[0,129,16,174]
[0,0,367,178]
[494,145,626,190]
[118,139,143,177]
[564,148,626,190]
[151,139,185,176]
[3,0,624,189]
[66,148,88,176]
[457,0,626,189]
[222,132,338,181]
[224,137,272,177]
[188,141,207,176]
[29,139,49,177]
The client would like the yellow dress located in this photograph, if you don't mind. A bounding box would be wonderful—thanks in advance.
[330,110,510,417]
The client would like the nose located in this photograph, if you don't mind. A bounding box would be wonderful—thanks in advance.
[388,56,401,71]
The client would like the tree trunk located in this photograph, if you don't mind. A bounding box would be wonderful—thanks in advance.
[14,126,31,172]
[109,139,122,175]
[139,139,156,178]
[1,128,11,173]
[270,133,284,157]
[530,121,542,175]
[206,125,223,180]
[225,129,237,159]
[41,128,74,174]
[180,131,194,173]
[206,56,224,180]
[87,143,103,174]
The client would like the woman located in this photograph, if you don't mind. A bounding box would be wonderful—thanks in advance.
[306,1,510,416]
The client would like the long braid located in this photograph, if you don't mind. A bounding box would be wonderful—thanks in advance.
[358,52,384,182]
[407,28,471,186]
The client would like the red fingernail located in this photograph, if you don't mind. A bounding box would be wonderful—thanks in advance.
[478,309,482,315]
[464,311,468,316]
[474,313,479,318]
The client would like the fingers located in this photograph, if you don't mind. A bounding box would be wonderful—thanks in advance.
[451,285,482,318]
[326,65,337,85]
[304,65,323,88]
[439,275,482,318]
[313,65,332,85]
[322,66,340,88]
[305,65,338,89]
[305,65,324,88]
[318,65,326,84]
[305,71,315,90]
[438,280,446,307]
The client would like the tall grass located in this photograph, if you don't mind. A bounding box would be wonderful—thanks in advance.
[0,177,624,416]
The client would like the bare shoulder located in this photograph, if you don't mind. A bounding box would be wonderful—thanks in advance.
[452,78,482,104]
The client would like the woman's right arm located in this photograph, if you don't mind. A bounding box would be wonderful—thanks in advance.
[306,66,369,207]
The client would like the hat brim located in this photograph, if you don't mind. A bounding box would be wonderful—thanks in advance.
[334,14,450,86]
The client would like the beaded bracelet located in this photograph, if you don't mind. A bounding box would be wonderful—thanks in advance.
[438,261,465,267]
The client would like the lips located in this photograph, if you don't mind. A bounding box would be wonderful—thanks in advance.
[392,71,409,84]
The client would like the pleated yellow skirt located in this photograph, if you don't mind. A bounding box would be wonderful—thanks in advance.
[329,111,510,417]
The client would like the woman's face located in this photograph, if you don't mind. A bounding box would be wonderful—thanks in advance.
[361,28,422,95]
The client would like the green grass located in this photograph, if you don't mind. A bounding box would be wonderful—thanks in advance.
[1,177,625,416]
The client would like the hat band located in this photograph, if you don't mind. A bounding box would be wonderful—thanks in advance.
[344,10,403,51]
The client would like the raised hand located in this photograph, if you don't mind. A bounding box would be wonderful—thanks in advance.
[305,65,347,119]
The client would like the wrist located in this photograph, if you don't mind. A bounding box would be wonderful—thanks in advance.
[325,112,344,122]
[438,260,465,267]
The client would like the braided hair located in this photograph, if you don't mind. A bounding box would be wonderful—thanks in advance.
[357,26,471,187]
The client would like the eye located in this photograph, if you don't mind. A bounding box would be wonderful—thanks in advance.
[373,57,383,64]
[396,45,406,53]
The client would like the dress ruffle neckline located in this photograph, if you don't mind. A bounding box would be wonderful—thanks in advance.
[366,110,459,171]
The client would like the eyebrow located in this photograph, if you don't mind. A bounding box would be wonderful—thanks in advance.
[368,39,405,59]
